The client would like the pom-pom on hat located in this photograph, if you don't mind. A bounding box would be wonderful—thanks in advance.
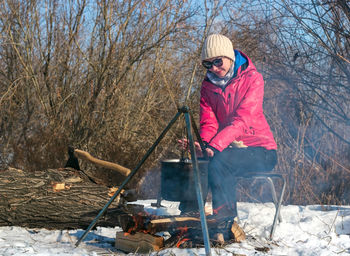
[201,34,235,62]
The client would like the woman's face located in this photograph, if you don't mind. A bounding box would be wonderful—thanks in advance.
[203,56,233,78]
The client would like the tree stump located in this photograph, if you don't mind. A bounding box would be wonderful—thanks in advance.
[0,167,136,229]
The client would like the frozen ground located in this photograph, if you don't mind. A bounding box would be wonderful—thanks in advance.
[0,200,350,255]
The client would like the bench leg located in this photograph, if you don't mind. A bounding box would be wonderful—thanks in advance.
[269,176,286,240]
[266,177,283,223]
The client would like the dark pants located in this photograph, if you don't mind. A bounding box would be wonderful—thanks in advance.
[179,147,277,217]
[209,147,277,218]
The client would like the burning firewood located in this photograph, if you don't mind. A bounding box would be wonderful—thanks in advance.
[115,212,246,252]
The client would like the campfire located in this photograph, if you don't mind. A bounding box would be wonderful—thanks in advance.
[114,204,245,254]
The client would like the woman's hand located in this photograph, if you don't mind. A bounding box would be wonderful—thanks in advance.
[205,147,214,158]
[177,139,215,158]
[178,139,202,154]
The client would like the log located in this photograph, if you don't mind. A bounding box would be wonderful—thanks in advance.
[115,232,164,253]
[149,216,215,234]
[0,167,137,229]
[117,214,218,234]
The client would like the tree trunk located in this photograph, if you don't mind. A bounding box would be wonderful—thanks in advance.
[0,167,136,229]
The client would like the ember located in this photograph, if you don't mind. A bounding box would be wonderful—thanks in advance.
[176,238,191,248]
[174,226,191,248]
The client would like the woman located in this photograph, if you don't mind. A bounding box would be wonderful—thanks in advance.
[189,34,277,239]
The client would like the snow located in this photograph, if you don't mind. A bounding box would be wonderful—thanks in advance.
[1,200,350,255]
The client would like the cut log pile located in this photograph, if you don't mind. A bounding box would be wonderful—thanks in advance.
[0,167,136,229]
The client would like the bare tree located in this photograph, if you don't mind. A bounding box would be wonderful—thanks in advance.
[0,0,197,173]
[221,0,350,204]
[0,0,233,196]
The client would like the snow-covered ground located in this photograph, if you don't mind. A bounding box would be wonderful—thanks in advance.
[1,200,350,255]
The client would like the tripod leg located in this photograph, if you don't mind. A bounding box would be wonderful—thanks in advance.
[75,110,182,247]
[189,111,208,159]
[184,112,212,256]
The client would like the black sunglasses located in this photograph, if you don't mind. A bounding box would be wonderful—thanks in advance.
[202,58,223,69]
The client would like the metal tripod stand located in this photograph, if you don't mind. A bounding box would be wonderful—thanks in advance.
[75,106,212,256]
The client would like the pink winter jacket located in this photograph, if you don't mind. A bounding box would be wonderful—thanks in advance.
[199,52,277,152]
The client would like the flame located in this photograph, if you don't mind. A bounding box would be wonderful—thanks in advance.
[177,226,188,234]
[127,214,142,233]
[126,213,151,234]
[212,204,225,215]
[176,238,190,248]
[174,225,191,248]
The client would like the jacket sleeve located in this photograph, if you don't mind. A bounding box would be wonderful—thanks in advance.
[199,88,219,144]
[209,71,265,151]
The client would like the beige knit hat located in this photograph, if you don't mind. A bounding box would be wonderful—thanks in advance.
[201,34,235,61]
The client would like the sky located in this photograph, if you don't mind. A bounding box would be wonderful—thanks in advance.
[0,200,350,255]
